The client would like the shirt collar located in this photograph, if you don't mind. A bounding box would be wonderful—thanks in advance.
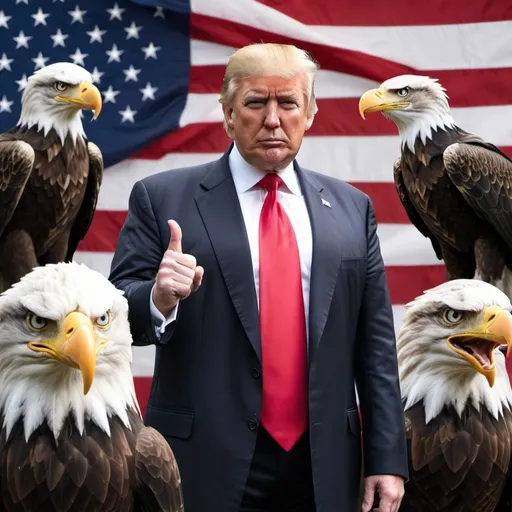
[228,143,302,196]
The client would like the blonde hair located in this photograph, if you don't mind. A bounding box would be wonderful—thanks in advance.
[219,43,320,136]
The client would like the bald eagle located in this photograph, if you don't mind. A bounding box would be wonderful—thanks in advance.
[0,262,184,511]
[396,279,512,511]
[0,62,104,293]
[358,75,512,295]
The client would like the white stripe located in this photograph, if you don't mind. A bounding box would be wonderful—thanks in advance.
[191,0,512,70]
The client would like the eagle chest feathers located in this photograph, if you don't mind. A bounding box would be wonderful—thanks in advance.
[402,401,512,512]
[0,409,142,512]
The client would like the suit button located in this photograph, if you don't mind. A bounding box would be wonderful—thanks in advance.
[248,419,257,431]
[252,368,261,379]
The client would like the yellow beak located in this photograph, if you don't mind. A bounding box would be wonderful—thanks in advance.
[28,311,103,394]
[55,81,102,119]
[447,305,512,387]
[358,88,410,119]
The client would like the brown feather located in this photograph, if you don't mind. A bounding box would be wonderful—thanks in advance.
[400,401,512,512]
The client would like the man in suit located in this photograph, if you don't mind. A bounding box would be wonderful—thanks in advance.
[109,43,409,511]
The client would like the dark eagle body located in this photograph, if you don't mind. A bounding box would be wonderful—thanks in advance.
[0,408,182,512]
[396,126,512,284]
[0,126,102,278]
[401,400,512,512]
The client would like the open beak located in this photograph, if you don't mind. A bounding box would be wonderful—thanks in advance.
[27,311,106,394]
[447,305,512,387]
[358,88,410,119]
[55,81,102,119]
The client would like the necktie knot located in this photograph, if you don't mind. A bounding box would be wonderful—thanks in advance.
[259,173,283,192]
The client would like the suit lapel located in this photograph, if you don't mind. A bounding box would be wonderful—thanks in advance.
[195,149,262,360]
[296,164,344,361]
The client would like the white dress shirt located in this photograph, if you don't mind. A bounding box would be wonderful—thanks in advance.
[151,143,313,341]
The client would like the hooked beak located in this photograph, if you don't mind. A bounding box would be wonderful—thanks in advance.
[358,88,410,119]
[27,311,106,394]
[447,305,512,387]
[55,81,102,119]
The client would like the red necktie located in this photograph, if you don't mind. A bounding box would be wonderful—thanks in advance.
[258,173,308,451]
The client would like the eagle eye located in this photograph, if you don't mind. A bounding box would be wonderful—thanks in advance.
[396,87,409,97]
[442,308,464,325]
[54,81,68,92]
[96,311,111,330]
[26,312,49,331]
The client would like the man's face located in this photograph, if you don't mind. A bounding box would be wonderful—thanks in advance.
[222,73,312,171]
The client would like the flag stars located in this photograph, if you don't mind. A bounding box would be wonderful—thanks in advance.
[102,86,119,104]
[90,67,104,84]
[119,105,136,123]
[68,5,86,24]
[124,21,142,40]
[0,11,12,29]
[69,48,88,66]
[0,96,14,113]
[106,43,123,63]
[142,42,160,60]
[140,82,158,101]
[50,29,68,47]
[0,53,13,72]
[123,65,141,82]
[154,7,165,18]
[32,52,49,70]
[13,30,32,49]
[86,25,107,43]
[15,0,29,4]
[15,74,28,91]
[107,2,125,21]
[32,8,50,26]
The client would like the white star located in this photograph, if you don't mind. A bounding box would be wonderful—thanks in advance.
[0,53,13,71]
[154,7,165,18]
[124,21,142,40]
[15,73,28,91]
[106,43,123,63]
[32,7,50,26]
[69,48,88,66]
[102,85,119,104]
[107,2,125,21]
[86,25,107,43]
[13,30,32,49]
[90,66,104,84]
[140,82,158,101]
[68,5,86,24]
[0,11,12,29]
[53,0,66,2]
[142,42,160,60]
[0,95,13,113]
[119,105,136,123]
[16,0,29,4]
[123,65,141,82]
[50,28,68,47]
[32,52,49,70]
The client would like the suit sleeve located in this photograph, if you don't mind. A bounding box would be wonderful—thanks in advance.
[109,180,178,346]
[354,196,409,480]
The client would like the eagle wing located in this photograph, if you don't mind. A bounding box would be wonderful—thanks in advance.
[443,141,512,249]
[134,426,184,512]
[0,138,34,238]
[394,157,443,260]
[65,141,104,261]
[401,401,512,512]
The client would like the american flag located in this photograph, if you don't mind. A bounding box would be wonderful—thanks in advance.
[1,0,511,414]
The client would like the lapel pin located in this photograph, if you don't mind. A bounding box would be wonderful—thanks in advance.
[321,198,331,208]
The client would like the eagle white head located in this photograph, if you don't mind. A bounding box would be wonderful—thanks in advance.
[0,262,139,443]
[17,62,103,144]
[358,74,458,153]
[397,279,512,424]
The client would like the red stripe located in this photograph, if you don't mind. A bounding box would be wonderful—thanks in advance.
[190,65,512,110]
[256,0,512,26]
[385,265,445,304]
[134,377,152,417]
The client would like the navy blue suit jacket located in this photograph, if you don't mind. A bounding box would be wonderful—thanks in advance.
[109,146,409,511]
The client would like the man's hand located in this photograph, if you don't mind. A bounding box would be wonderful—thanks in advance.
[361,474,404,512]
[152,219,204,316]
